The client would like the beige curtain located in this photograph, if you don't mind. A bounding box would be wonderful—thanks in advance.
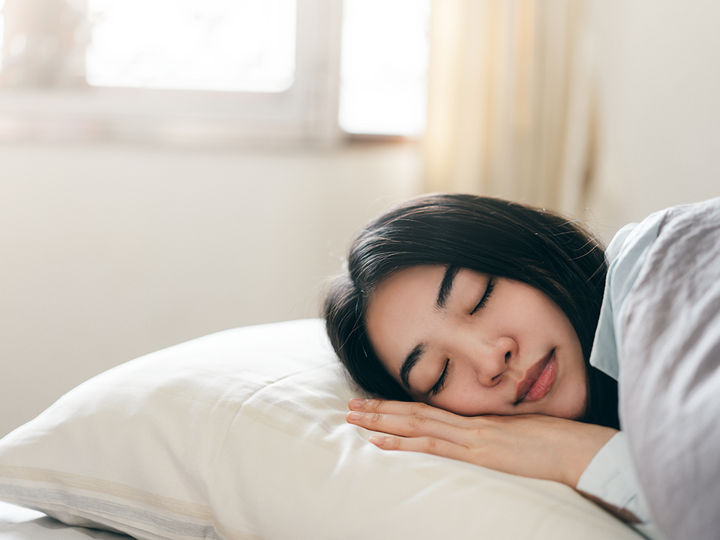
[423,0,596,214]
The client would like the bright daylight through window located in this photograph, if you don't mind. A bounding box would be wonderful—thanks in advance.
[0,0,430,138]
[339,0,431,136]
[86,0,297,92]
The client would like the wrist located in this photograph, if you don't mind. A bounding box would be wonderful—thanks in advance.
[562,424,618,487]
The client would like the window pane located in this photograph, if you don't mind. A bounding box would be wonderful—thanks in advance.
[86,0,297,92]
[339,0,431,136]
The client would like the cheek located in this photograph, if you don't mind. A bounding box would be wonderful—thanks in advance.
[431,379,501,417]
[564,381,588,419]
[556,361,588,419]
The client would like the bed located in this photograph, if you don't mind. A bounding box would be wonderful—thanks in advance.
[0,318,643,540]
[0,501,129,540]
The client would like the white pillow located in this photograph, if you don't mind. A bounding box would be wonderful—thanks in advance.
[0,319,641,540]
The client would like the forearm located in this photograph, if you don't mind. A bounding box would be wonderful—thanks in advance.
[346,400,663,537]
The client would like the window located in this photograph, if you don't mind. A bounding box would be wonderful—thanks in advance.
[0,0,429,144]
[86,0,297,92]
[339,0,431,136]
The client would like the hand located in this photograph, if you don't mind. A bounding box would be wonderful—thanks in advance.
[347,398,617,488]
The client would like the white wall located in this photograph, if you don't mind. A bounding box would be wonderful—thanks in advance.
[0,142,423,438]
[587,0,720,241]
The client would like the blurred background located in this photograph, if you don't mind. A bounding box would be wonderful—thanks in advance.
[1,0,719,438]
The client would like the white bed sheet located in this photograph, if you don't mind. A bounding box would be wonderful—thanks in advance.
[0,501,129,540]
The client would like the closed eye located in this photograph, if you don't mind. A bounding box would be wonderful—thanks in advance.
[470,277,495,315]
[429,359,449,396]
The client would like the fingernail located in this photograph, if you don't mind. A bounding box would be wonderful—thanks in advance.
[347,411,364,421]
[369,436,385,447]
[349,398,367,409]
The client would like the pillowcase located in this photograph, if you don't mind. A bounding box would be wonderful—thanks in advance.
[0,319,641,540]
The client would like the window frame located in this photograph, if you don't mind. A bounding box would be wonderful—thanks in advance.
[0,0,343,147]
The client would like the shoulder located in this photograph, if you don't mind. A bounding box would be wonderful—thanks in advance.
[588,207,666,380]
[588,198,720,378]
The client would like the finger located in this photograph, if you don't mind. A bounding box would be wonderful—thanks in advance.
[368,434,472,463]
[348,398,470,426]
[347,410,470,446]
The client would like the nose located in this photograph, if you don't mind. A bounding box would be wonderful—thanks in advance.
[471,336,517,387]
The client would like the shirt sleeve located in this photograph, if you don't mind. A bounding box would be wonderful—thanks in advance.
[577,432,667,540]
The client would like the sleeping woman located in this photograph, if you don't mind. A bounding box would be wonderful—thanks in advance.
[323,194,720,540]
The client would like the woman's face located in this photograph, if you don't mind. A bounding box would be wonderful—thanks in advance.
[365,265,587,419]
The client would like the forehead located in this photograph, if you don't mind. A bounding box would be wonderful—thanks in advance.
[373,265,444,301]
[365,265,445,373]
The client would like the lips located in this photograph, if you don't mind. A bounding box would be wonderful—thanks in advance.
[515,349,557,404]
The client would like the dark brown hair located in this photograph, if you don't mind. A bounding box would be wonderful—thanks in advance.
[323,193,618,429]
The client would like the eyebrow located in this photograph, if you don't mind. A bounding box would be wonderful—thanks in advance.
[399,265,459,390]
[400,343,425,389]
[436,265,460,309]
